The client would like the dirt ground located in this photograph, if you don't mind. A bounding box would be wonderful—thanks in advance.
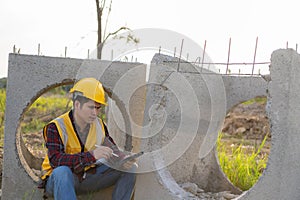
[221,98,271,154]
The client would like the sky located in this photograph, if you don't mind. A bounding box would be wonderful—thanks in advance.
[1,0,300,78]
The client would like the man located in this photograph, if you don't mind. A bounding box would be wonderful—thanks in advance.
[39,77,136,200]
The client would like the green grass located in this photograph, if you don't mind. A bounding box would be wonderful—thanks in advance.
[0,89,6,146]
[21,92,72,134]
[242,96,266,105]
[0,87,73,148]
[217,132,269,191]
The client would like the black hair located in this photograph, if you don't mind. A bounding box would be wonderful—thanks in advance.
[72,94,89,109]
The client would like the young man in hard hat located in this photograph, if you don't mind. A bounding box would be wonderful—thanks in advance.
[39,77,136,200]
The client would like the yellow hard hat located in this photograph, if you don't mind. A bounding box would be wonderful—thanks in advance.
[70,77,107,105]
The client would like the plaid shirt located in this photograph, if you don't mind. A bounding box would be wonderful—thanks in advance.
[45,111,97,173]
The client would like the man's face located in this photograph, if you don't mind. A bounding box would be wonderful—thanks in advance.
[75,99,102,125]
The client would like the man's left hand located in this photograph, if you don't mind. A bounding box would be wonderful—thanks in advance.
[122,157,137,170]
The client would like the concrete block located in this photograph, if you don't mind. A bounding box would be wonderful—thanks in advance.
[134,54,241,199]
[238,49,300,200]
[2,54,146,199]
[5,50,298,200]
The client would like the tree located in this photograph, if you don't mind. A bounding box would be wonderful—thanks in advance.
[95,0,139,59]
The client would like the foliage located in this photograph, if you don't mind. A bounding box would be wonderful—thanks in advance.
[29,94,70,114]
[0,89,5,115]
[242,96,266,105]
[0,89,6,146]
[48,86,69,95]
[217,132,269,191]
[21,87,106,134]
[0,77,7,89]
[0,87,72,147]
[21,93,72,134]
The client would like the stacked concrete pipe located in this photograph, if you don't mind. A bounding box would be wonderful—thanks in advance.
[4,49,299,199]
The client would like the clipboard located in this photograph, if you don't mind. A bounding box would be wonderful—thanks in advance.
[95,151,144,168]
[116,151,144,166]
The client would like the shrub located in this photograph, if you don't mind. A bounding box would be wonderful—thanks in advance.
[217,132,268,190]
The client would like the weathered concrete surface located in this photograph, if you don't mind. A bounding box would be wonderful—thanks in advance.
[238,49,300,200]
[135,55,232,199]
[134,54,269,199]
[5,51,290,200]
[106,77,147,154]
[2,54,146,199]
[222,76,267,111]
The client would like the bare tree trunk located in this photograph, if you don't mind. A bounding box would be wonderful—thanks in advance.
[95,0,137,60]
[96,0,103,59]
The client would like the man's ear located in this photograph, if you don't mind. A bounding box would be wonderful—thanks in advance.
[74,100,81,110]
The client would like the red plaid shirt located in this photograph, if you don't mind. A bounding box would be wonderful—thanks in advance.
[45,111,98,173]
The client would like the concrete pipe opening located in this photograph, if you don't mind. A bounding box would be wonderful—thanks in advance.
[143,95,271,199]
[16,82,134,183]
[16,83,73,182]
[217,96,271,191]
[139,73,243,199]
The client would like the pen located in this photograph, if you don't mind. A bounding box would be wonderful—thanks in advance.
[95,144,119,157]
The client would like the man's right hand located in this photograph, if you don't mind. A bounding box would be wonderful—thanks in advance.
[92,146,113,160]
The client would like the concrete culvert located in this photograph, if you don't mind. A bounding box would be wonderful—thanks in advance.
[2,54,147,199]
[5,49,300,199]
[134,54,243,199]
[15,83,71,182]
[18,84,73,180]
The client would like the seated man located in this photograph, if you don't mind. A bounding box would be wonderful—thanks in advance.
[39,77,136,200]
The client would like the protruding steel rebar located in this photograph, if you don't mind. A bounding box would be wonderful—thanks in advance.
[201,40,207,72]
[226,38,231,74]
[177,39,184,72]
[252,37,258,76]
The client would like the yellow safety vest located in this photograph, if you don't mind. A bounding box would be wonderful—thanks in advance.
[41,111,106,180]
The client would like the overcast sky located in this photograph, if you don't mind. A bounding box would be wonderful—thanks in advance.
[1,0,299,78]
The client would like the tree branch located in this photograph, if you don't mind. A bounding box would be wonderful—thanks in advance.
[103,26,131,44]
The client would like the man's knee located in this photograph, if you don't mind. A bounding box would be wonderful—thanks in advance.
[52,166,73,180]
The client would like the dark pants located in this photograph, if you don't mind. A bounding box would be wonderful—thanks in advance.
[45,164,136,200]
